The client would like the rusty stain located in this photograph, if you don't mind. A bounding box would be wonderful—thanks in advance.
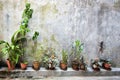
[114,0,120,11]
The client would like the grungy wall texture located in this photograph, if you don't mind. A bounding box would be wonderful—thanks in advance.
[0,0,120,67]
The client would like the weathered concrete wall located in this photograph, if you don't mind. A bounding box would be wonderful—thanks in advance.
[0,0,120,67]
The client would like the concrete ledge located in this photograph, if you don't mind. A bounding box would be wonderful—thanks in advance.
[0,67,120,78]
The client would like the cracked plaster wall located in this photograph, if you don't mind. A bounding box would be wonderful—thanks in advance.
[0,0,120,67]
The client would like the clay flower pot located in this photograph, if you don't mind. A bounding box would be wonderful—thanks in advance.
[6,59,15,70]
[91,64,100,71]
[91,59,100,71]
[32,61,40,70]
[102,63,111,70]
[20,62,28,70]
[72,61,79,71]
[79,63,86,71]
[48,62,56,70]
[60,61,67,70]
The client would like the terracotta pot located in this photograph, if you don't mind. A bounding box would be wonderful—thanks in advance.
[92,64,100,71]
[60,61,67,70]
[72,61,79,71]
[6,59,15,70]
[102,63,111,70]
[20,63,27,70]
[80,64,86,70]
[49,67,55,70]
[32,61,40,70]
[48,62,56,70]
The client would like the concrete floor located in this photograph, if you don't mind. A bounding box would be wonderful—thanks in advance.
[2,76,120,80]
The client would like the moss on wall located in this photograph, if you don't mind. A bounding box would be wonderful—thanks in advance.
[40,2,58,21]
[114,0,120,10]
[0,2,3,11]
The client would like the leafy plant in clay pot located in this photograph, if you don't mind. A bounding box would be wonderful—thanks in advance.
[42,48,58,70]
[91,58,100,71]
[99,58,112,70]
[71,40,84,71]
[18,3,33,68]
[0,38,23,70]
[20,61,28,70]
[31,31,44,70]
[79,56,87,71]
[0,3,33,70]
[60,49,68,70]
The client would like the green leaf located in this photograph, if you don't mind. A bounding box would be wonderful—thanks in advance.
[0,40,6,44]
[32,31,39,40]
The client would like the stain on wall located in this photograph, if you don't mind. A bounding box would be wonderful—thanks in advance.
[0,1,4,39]
[0,0,120,67]
[114,0,120,11]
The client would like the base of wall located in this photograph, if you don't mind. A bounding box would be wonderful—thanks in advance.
[0,67,120,78]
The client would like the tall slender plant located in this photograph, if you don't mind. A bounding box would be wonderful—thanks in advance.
[62,50,68,64]
[71,40,83,61]
[60,49,68,70]
[71,40,84,70]
[32,31,40,61]
[0,3,33,68]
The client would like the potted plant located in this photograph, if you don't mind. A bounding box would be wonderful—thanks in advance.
[0,40,22,70]
[31,31,43,70]
[32,46,44,70]
[79,56,87,71]
[42,48,58,70]
[100,59,112,70]
[60,49,68,70]
[91,59,100,71]
[20,61,28,70]
[0,3,33,70]
[71,40,83,71]
[0,28,27,70]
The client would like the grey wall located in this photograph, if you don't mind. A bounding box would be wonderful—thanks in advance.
[0,0,120,67]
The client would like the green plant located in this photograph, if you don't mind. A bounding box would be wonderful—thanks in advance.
[71,40,83,61]
[0,40,22,65]
[14,3,33,62]
[0,3,33,66]
[42,48,58,69]
[31,31,43,61]
[34,44,45,61]
[22,61,28,64]
[61,49,68,64]
[15,2,33,53]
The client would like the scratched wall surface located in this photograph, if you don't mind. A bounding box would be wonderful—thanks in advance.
[0,0,120,67]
